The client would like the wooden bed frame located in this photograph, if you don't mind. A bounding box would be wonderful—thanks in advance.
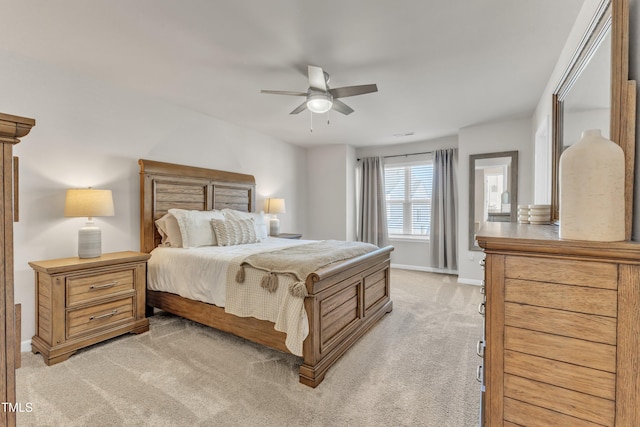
[139,159,393,387]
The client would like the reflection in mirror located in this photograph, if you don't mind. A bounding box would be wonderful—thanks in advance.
[561,30,611,152]
[469,151,518,251]
[551,0,614,224]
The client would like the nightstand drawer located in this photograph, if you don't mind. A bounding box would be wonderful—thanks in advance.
[67,269,135,307]
[66,297,134,339]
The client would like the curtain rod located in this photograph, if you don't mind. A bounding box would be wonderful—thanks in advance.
[357,151,433,161]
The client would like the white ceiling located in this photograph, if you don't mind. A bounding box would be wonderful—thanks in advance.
[1,0,585,147]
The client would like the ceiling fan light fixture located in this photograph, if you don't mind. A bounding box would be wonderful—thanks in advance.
[306,92,333,114]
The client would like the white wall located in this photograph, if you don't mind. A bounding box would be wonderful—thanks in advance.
[346,145,357,241]
[356,136,458,270]
[0,51,308,350]
[458,118,533,284]
[306,144,354,240]
[564,109,610,146]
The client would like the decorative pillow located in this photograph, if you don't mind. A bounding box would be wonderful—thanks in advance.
[222,209,268,241]
[211,218,259,246]
[155,213,183,248]
[168,208,225,248]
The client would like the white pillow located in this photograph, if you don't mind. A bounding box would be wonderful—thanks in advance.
[211,218,259,246]
[168,208,225,248]
[222,209,268,241]
[155,213,183,248]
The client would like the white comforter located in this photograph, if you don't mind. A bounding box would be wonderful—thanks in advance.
[147,237,313,355]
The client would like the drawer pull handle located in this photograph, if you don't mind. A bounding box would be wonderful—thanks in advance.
[89,281,118,290]
[479,259,485,267]
[480,286,485,295]
[89,309,118,321]
[478,302,485,316]
[476,365,483,383]
[476,340,485,357]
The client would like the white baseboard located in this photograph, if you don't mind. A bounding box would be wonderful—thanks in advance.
[391,263,458,275]
[457,278,483,286]
[21,339,31,353]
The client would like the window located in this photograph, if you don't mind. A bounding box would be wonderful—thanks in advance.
[384,159,433,238]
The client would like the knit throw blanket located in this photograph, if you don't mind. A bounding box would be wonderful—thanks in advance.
[235,240,379,297]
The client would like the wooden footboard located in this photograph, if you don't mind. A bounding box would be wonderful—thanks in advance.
[300,245,393,387]
[146,245,393,387]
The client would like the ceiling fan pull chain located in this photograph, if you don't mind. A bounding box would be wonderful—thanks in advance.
[327,110,330,125]
[310,111,313,132]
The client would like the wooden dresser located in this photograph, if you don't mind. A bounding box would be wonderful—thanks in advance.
[30,251,150,365]
[476,223,640,426]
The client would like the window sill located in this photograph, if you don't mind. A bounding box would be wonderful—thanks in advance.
[389,235,429,243]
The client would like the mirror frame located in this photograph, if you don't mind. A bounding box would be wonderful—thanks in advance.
[551,0,636,239]
[469,151,518,251]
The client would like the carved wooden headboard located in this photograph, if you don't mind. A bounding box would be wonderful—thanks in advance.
[139,159,256,253]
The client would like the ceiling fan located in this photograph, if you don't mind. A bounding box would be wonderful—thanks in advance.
[261,65,378,116]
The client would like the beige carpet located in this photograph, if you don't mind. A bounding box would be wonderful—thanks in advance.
[16,269,483,426]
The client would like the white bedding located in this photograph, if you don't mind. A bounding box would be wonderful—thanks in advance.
[147,237,314,355]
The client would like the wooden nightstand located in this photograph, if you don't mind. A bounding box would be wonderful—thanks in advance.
[29,251,150,365]
[276,233,302,239]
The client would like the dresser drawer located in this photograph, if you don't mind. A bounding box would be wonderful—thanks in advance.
[505,327,616,373]
[504,374,615,426]
[504,279,617,317]
[67,269,135,307]
[504,350,616,401]
[505,302,617,345]
[504,256,617,289]
[66,297,134,339]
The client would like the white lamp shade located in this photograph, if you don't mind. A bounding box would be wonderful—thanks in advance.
[265,198,286,214]
[65,189,115,218]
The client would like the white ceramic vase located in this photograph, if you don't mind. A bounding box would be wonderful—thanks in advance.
[559,129,625,241]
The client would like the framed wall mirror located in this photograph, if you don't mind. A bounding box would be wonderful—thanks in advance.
[551,0,636,239]
[469,151,518,251]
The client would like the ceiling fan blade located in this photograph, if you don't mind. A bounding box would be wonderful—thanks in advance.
[261,90,307,96]
[329,84,378,99]
[290,101,307,114]
[308,65,327,91]
[332,99,354,115]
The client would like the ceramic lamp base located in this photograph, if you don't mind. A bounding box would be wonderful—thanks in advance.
[78,224,102,258]
[269,217,280,236]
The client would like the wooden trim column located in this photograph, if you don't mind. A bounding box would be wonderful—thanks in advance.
[0,112,34,427]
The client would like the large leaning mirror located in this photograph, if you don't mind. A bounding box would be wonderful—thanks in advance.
[551,0,636,238]
[469,151,518,251]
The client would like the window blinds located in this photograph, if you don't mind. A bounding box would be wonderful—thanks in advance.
[384,162,433,236]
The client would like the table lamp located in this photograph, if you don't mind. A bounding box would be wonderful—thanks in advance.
[265,198,286,236]
[64,188,115,258]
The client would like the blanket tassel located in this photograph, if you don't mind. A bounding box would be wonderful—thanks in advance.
[290,281,308,298]
[261,273,278,293]
[235,265,246,283]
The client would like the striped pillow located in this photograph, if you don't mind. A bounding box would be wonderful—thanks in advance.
[211,218,258,246]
